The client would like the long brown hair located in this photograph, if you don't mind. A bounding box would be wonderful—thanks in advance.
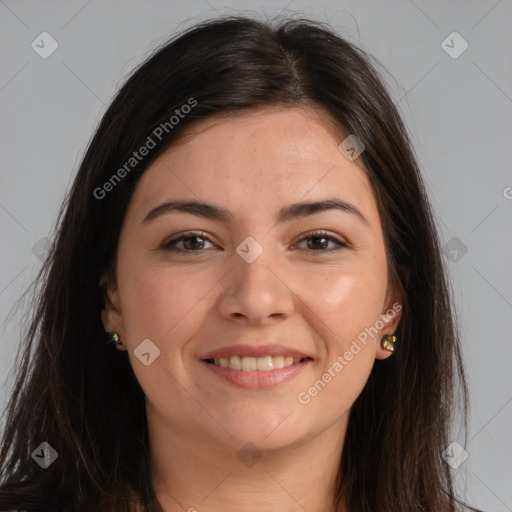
[0,15,482,512]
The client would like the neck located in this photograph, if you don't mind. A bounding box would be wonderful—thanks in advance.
[147,409,348,512]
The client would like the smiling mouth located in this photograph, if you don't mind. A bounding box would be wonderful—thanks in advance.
[203,355,313,371]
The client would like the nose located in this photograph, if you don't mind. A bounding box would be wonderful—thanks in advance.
[217,247,295,326]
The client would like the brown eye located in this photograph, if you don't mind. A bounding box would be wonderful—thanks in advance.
[161,232,216,253]
[181,235,206,250]
[296,231,347,252]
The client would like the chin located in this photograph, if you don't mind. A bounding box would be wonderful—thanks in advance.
[210,406,310,452]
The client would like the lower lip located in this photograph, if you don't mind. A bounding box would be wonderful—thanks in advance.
[201,359,312,390]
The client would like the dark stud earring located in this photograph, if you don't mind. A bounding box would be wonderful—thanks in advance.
[107,332,123,346]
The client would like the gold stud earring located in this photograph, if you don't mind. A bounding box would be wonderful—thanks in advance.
[107,331,123,346]
[381,334,396,352]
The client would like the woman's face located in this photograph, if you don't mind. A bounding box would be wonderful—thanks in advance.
[102,107,401,454]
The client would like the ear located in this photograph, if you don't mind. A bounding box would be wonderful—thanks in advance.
[100,272,127,351]
[375,279,403,361]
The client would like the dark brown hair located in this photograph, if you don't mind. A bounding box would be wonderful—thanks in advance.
[0,15,481,512]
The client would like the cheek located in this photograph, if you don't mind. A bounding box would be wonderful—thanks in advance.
[299,267,387,346]
[117,260,215,346]
[295,270,385,413]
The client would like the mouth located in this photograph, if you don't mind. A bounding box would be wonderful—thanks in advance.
[200,353,314,390]
[203,355,313,371]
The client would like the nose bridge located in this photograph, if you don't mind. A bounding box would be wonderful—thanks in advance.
[218,237,294,323]
[238,251,277,295]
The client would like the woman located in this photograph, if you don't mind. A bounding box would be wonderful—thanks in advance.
[0,15,482,512]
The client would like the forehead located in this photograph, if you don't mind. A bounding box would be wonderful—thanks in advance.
[127,107,379,225]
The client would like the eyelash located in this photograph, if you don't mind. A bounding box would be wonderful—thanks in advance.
[161,230,348,254]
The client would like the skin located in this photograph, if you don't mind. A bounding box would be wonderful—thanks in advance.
[101,107,402,512]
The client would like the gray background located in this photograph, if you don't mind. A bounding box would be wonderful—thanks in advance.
[1,0,511,510]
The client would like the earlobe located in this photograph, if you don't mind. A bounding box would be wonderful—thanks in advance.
[375,284,403,360]
[99,272,126,350]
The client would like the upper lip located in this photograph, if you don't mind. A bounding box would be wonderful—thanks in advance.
[200,344,312,360]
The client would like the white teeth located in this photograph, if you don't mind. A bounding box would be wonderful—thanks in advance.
[229,355,241,370]
[257,356,273,371]
[241,356,257,371]
[273,355,285,369]
[212,355,306,371]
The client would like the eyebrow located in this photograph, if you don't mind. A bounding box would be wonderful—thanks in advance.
[142,198,370,227]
